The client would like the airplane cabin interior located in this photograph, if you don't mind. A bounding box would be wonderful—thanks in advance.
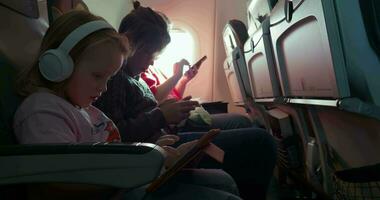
[1,0,380,199]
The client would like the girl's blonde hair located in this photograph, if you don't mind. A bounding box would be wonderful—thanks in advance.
[17,10,130,96]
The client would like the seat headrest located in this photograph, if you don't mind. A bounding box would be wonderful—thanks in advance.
[223,20,248,52]
[50,0,89,22]
[0,2,47,71]
[0,0,39,18]
[227,20,249,45]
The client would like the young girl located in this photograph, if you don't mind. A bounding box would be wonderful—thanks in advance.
[13,10,241,200]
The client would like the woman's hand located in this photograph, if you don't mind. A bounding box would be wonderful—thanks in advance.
[159,96,199,124]
[173,59,190,79]
[182,66,198,83]
[172,58,199,84]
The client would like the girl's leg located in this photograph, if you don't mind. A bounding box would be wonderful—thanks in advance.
[171,168,239,195]
[121,183,242,200]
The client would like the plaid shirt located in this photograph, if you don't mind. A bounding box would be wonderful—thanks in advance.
[94,66,166,143]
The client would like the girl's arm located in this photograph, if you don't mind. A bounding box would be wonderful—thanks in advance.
[14,111,77,144]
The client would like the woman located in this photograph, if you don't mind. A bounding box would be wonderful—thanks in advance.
[94,2,277,199]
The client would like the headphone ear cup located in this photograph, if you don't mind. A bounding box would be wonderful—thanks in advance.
[38,49,74,82]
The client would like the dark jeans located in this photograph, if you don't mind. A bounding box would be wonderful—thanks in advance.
[180,113,254,132]
[177,127,277,200]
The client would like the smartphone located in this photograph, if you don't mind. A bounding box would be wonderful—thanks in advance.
[191,55,207,69]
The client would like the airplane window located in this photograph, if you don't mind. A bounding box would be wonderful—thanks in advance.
[153,28,195,77]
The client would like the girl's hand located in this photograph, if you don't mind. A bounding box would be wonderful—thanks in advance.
[156,134,180,146]
[155,135,199,169]
[162,139,199,169]
[176,139,198,155]
[156,134,180,169]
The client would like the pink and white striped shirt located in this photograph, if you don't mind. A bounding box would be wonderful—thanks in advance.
[13,91,121,144]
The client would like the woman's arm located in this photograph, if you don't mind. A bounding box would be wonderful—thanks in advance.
[155,72,182,102]
[156,59,198,102]
[174,66,198,97]
[94,75,167,143]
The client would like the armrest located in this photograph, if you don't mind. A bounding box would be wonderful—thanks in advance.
[0,143,166,189]
[201,101,228,114]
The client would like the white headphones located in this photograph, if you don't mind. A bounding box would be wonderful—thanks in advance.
[38,20,114,82]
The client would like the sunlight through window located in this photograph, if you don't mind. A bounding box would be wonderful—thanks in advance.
[153,29,195,77]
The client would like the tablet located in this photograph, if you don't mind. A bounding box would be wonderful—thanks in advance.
[146,129,221,192]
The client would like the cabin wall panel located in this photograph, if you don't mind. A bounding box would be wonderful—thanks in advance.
[84,0,131,28]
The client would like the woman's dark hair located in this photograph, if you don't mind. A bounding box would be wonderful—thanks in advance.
[133,1,141,9]
[119,1,171,54]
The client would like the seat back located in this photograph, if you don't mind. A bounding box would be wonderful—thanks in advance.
[244,0,281,100]
[243,0,335,195]
[314,0,380,169]
[222,20,250,106]
[47,0,89,23]
[269,0,349,99]
[244,11,312,192]
[0,0,48,145]
[266,0,350,194]
[334,0,380,106]
[266,0,380,195]
[0,0,47,71]
[244,18,281,100]
[222,59,244,105]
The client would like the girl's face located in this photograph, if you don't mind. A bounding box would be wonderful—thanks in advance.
[65,41,124,107]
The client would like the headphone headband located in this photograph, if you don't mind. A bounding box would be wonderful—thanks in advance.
[39,20,115,82]
[59,20,114,53]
